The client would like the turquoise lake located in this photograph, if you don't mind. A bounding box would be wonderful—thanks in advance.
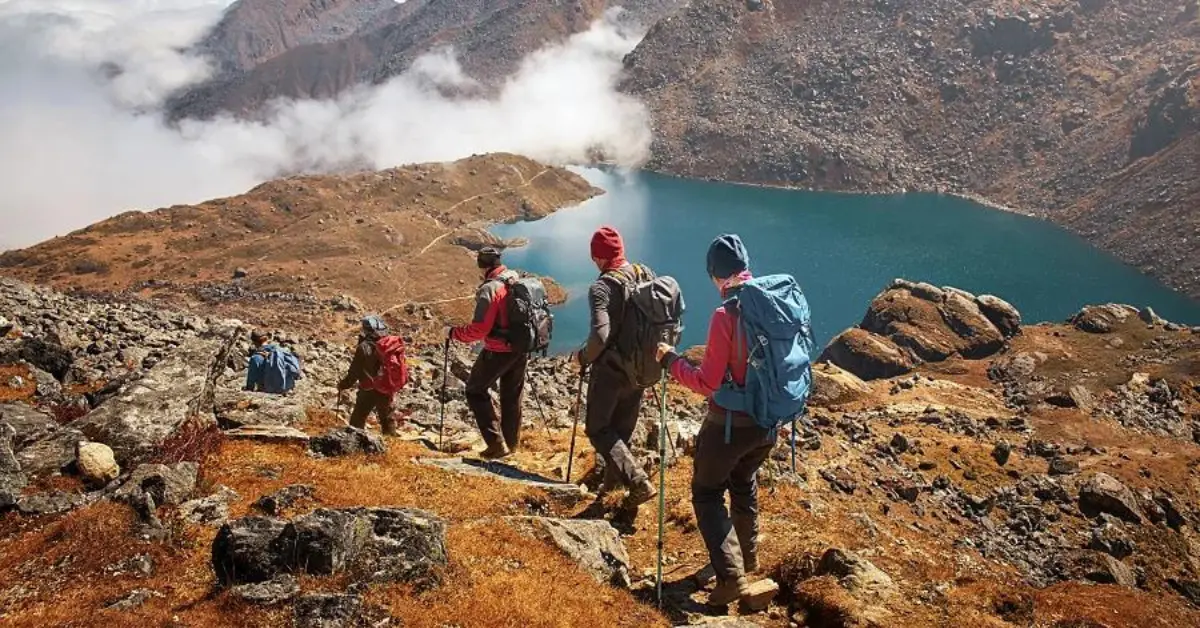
[492,169,1200,354]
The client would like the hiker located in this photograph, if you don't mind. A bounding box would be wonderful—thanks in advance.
[244,330,302,394]
[450,247,528,459]
[575,226,660,509]
[337,315,409,436]
[657,233,814,608]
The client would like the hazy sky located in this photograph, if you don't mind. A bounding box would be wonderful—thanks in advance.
[0,0,651,249]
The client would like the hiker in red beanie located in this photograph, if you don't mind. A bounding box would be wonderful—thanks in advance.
[575,226,659,511]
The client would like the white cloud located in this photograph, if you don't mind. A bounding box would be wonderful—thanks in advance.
[0,2,651,249]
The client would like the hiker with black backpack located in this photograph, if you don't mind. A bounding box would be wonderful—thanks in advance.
[451,247,552,460]
[245,330,303,394]
[657,234,814,609]
[337,315,409,436]
[576,226,684,511]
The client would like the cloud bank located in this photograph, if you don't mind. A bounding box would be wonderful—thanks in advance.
[0,0,651,250]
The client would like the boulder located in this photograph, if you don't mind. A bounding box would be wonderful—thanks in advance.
[938,292,1004,358]
[810,363,872,407]
[0,315,11,336]
[1138,307,1166,326]
[1070,304,1137,333]
[16,337,73,381]
[215,389,307,428]
[0,422,20,475]
[224,425,310,443]
[213,517,291,585]
[69,334,237,464]
[213,508,448,586]
[254,484,316,516]
[816,548,897,600]
[508,517,632,588]
[0,403,59,450]
[17,427,86,477]
[232,575,300,606]
[861,289,958,361]
[17,490,87,515]
[1079,473,1144,523]
[1054,550,1138,588]
[179,486,241,526]
[821,329,914,381]
[75,442,120,485]
[278,509,372,576]
[975,295,1022,338]
[114,462,199,507]
[308,427,386,457]
[742,578,780,612]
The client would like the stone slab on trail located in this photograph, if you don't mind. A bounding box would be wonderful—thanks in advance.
[224,425,310,443]
[506,516,632,588]
[417,456,587,504]
[69,332,239,464]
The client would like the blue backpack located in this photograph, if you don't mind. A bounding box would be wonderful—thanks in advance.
[262,345,302,394]
[713,274,814,442]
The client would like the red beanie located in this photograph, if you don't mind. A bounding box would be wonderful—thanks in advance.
[590,226,625,261]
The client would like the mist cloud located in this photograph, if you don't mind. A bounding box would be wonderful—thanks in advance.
[0,0,651,250]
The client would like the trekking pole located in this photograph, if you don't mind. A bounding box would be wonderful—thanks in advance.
[566,366,585,483]
[655,370,669,608]
[527,372,554,440]
[439,337,450,452]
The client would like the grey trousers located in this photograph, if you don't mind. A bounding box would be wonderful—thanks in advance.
[585,364,648,489]
[692,412,776,582]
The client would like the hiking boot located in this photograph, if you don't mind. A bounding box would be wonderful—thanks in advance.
[621,478,657,510]
[707,577,749,608]
[480,442,511,460]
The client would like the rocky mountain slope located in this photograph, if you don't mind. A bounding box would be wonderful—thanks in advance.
[621,0,1200,298]
[2,271,1200,627]
[171,0,685,120]
[0,153,597,341]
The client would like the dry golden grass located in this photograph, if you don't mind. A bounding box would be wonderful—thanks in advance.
[0,365,34,403]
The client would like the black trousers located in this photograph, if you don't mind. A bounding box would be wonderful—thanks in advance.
[465,350,528,449]
[692,413,776,582]
[585,364,648,489]
[349,389,395,431]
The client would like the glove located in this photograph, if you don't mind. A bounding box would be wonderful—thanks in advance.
[656,343,677,369]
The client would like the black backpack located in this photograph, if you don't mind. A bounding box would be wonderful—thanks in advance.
[603,264,685,388]
[498,276,554,354]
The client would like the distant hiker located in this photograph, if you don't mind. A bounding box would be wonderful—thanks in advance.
[657,234,814,608]
[451,247,547,459]
[337,315,410,436]
[576,226,683,510]
[244,330,302,394]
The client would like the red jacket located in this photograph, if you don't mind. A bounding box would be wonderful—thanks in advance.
[451,266,515,353]
[670,273,751,412]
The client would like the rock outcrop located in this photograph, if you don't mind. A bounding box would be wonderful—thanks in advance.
[822,280,1018,380]
[70,334,239,465]
[507,517,632,588]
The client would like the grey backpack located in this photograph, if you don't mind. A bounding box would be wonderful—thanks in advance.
[604,264,685,388]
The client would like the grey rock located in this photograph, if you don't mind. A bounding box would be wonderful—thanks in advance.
[0,315,11,336]
[17,490,86,515]
[975,294,1022,338]
[1070,304,1137,333]
[817,548,897,599]
[992,440,1013,466]
[1080,473,1144,523]
[215,388,307,428]
[1055,550,1137,588]
[1068,385,1096,412]
[0,403,59,452]
[69,335,237,464]
[508,517,632,588]
[0,422,19,475]
[279,509,371,576]
[224,424,310,443]
[308,427,386,457]
[17,427,87,477]
[1089,523,1135,559]
[214,508,448,586]
[105,588,161,610]
[417,457,587,505]
[114,462,199,506]
[232,575,300,606]
[1138,306,1166,326]
[1048,457,1080,476]
[179,486,241,525]
[213,516,291,585]
[254,484,316,515]
[293,593,364,628]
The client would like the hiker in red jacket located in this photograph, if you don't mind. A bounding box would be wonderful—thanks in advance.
[656,234,774,609]
[451,247,526,459]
